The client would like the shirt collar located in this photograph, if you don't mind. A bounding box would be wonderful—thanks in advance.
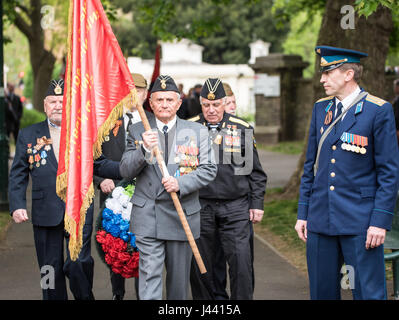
[335,86,361,111]
[48,119,60,129]
[156,116,176,133]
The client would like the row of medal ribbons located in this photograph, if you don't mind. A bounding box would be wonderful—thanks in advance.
[340,132,368,154]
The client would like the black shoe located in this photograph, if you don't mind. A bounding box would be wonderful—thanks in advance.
[112,294,124,300]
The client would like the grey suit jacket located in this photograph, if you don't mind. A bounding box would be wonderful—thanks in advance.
[120,116,217,240]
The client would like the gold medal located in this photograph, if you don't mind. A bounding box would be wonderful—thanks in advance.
[341,143,347,150]
[355,146,360,153]
[214,135,222,145]
[180,167,185,173]
[350,144,356,152]
[360,147,367,154]
[27,148,32,154]
[36,162,40,167]
[207,92,215,100]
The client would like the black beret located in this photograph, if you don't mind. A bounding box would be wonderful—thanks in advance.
[45,79,64,97]
[150,75,179,94]
[200,78,226,100]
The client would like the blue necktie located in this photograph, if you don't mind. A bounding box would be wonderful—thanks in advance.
[335,102,343,133]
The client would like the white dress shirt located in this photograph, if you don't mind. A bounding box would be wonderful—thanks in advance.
[334,86,361,121]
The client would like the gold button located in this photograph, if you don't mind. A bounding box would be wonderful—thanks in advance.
[331,158,336,164]
[332,145,337,150]
[330,186,335,191]
[331,172,335,177]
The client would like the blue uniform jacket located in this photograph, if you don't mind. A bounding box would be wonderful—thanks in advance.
[298,92,399,235]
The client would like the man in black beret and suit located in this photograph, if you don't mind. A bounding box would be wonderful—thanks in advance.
[8,79,120,300]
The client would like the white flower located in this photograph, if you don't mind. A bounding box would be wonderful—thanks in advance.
[105,198,123,214]
[112,187,125,200]
[119,194,130,208]
[121,202,132,221]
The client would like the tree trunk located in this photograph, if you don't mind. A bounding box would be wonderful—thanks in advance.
[281,0,393,199]
[30,45,56,111]
[13,0,57,111]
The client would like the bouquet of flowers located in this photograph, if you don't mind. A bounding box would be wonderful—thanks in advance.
[95,180,139,278]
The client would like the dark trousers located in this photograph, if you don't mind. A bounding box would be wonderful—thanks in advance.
[33,206,95,300]
[211,223,255,300]
[33,223,68,300]
[110,270,140,299]
[307,231,386,300]
[190,197,253,300]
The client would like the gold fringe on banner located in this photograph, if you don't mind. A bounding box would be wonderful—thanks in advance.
[56,0,74,203]
[93,88,138,160]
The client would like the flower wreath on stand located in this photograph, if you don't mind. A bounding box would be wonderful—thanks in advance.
[95,179,139,278]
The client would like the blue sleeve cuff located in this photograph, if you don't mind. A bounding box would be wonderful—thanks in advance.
[297,202,308,220]
[369,208,394,230]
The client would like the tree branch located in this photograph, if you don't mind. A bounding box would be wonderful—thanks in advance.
[13,11,33,41]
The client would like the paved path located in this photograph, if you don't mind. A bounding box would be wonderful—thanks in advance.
[0,149,359,300]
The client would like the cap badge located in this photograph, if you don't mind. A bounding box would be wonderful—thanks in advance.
[205,78,221,101]
[54,84,62,95]
[159,75,171,90]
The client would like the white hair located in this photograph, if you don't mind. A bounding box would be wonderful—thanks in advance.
[150,91,181,101]
[199,96,227,105]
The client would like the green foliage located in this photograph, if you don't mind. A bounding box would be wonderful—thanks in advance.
[23,65,33,101]
[20,108,47,129]
[259,141,305,155]
[282,11,322,78]
[261,197,305,251]
[111,0,289,64]
[123,184,136,197]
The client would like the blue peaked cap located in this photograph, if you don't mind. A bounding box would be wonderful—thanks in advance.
[315,46,368,72]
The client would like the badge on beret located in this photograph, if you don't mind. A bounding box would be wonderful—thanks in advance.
[159,75,171,90]
[54,84,62,95]
[205,78,221,100]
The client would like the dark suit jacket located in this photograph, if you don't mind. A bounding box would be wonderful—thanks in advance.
[94,117,126,204]
[9,120,65,226]
[9,120,122,226]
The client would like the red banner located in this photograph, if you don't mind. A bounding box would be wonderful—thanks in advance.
[57,0,136,260]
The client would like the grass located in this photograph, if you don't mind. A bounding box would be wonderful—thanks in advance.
[0,211,12,241]
[257,190,394,281]
[258,140,305,155]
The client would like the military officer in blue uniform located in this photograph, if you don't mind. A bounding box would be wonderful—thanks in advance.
[8,80,121,300]
[295,46,399,300]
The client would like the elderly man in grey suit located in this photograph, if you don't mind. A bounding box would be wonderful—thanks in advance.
[120,75,217,300]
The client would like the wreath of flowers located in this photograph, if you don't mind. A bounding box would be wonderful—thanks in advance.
[95,180,139,278]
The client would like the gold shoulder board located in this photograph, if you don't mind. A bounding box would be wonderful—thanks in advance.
[366,94,386,107]
[316,96,334,103]
[187,115,200,122]
[229,116,250,128]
